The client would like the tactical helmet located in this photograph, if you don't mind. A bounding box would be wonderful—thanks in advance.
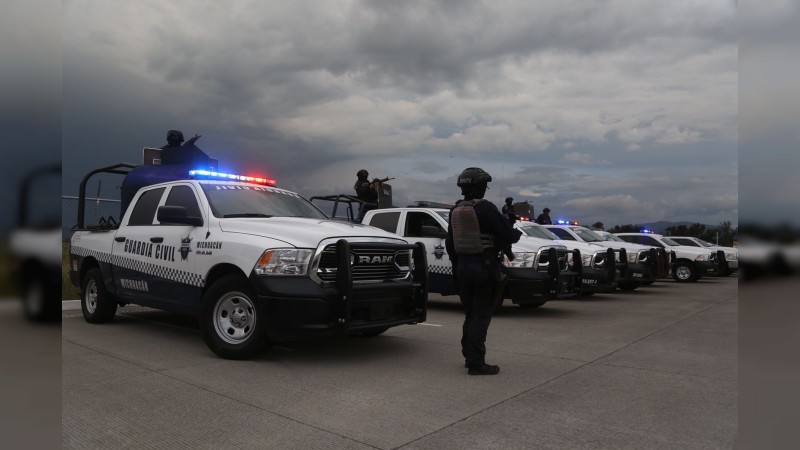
[456,167,492,187]
[357,169,369,178]
[167,130,185,143]
[543,208,550,213]
[505,197,513,203]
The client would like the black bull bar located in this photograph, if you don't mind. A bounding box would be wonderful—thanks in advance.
[333,240,428,330]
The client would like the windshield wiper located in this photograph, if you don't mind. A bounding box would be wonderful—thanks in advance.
[222,213,273,218]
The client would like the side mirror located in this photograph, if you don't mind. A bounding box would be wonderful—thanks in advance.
[157,206,203,227]
[420,225,446,239]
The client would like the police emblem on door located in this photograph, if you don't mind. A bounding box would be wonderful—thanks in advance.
[180,236,192,260]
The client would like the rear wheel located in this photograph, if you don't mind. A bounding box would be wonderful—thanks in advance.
[201,275,267,359]
[22,277,60,321]
[81,268,117,323]
[672,262,696,283]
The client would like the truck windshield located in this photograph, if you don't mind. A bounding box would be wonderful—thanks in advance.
[573,227,603,242]
[201,184,328,219]
[519,225,558,240]
[599,233,625,242]
[661,237,681,246]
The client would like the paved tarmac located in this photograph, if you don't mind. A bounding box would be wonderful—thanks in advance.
[63,276,737,449]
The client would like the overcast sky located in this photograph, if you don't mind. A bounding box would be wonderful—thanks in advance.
[57,0,742,228]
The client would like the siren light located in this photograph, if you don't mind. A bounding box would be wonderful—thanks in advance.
[189,169,277,186]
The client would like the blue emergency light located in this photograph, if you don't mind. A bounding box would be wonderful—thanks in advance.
[189,169,277,186]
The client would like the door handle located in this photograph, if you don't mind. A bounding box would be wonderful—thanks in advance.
[114,237,126,242]
[150,237,164,243]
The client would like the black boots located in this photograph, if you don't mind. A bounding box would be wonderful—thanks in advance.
[467,364,500,375]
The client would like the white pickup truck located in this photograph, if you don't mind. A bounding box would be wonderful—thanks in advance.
[69,164,428,359]
[544,225,664,290]
[614,232,723,282]
[361,207,580,309]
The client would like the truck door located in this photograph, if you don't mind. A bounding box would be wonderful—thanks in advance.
[151,184,207,311]
[402,211,456,295]
[111,184,206,311]
[111,186,166,306]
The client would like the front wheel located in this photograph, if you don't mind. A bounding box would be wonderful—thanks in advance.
[81,268,117,323]
[517,300,547,309]
[201,275,267,359]
[672,262,697,283]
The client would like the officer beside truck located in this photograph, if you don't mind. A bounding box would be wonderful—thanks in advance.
[445,167,521,375]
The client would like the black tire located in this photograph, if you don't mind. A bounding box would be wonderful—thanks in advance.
[200,275,267,359]
[618,281,639,291]
[672,261,696,283]
[517,300,547,309]
[81,268,117,323]
[21,277,59,322]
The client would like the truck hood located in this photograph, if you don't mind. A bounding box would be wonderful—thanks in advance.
[219,217,408,248]
[666,245,713,258]
[552,239,609,255]
[514,236,567,252]
[592,240,652,253]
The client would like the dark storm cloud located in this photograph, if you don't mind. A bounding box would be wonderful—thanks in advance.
[61,0,737,228]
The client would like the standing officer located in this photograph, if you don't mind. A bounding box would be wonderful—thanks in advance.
[354,169,379,222]
[501,197,518,224]
[536,207,552,225]
[160,129,211,169]
[445,167,521,375]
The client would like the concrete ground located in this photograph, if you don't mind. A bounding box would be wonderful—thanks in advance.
[63,276,737,449]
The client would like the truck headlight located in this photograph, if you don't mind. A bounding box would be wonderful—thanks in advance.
[254,249,314,275]
[581,253,593,267]
[592,253,606,268]
[726,252,737,260]
[695,254,710,261]
[627,252,638,263]
[505,252,535,268]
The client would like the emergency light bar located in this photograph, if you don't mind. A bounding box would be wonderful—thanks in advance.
[189,169,277,186]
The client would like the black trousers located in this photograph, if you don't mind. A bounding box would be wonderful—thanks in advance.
[456,256,496,367]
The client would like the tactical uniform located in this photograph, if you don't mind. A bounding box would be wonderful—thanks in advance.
[160,129,212,169]
[445,168,521,375]
[354,169,378,223]
[536,208,552,225]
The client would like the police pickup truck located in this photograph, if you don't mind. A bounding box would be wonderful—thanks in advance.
[615,232,723,282]
[515,222,622,295]
[361,207,580,309]
[544,225,664,290]
[69,163,428,359]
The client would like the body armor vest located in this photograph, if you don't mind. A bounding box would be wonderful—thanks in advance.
[451,200,496,255]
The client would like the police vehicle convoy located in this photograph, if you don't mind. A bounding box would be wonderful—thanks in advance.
[361,206,580,309]
[515,222,622,295]
[69,157,428,359]
[543,224,665,291]
[614,232,724,282]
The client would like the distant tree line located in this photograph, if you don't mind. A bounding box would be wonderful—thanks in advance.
[607,221,736,246]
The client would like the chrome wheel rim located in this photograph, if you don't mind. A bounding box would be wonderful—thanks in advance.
[213,292,256,344]
[675,266,692,280]
[84,279,98,314]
